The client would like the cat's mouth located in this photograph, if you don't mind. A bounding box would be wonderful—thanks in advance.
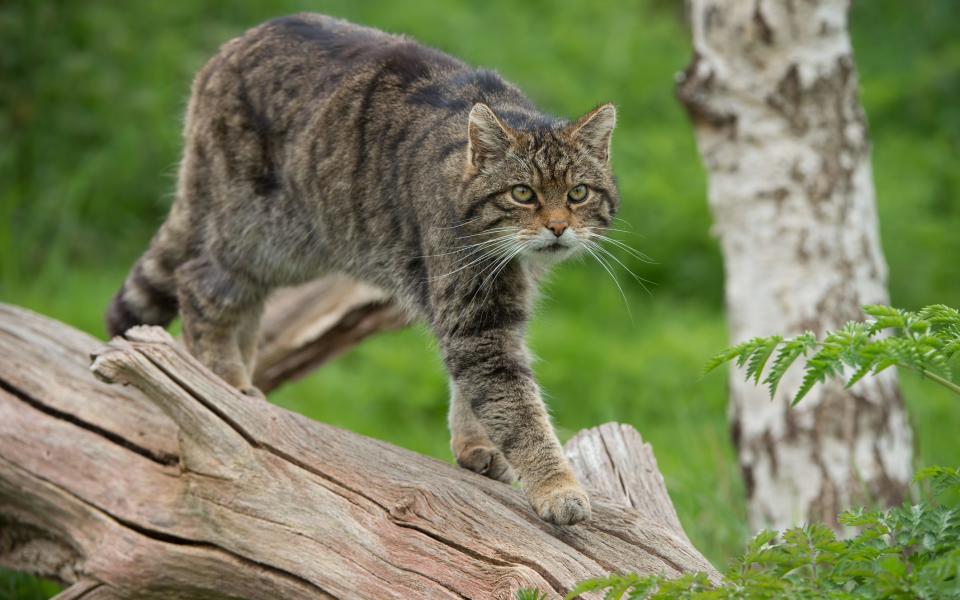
[527,229,579,257]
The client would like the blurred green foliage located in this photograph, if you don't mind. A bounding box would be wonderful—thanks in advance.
[0,570,60,600]
[0,1,957,597]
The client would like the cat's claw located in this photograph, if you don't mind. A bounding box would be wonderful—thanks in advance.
[530,484,591,525]
[455,444,515,483]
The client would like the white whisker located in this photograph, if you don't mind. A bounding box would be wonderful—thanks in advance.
[468,240,524,289]
[434,216,483,230]
[470,241,528,325]
[429,235,520,280]
[583,231,656,264]
[582,243,633,322]
[454,226,518,240]
[583,239,653,296]
[587,226,644,237]
[419,232,518,259]
[476,241,527,306]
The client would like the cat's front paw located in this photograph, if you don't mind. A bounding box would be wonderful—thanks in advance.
[239,385,266,400]
[455,444,515,483]
[528,480,591,525]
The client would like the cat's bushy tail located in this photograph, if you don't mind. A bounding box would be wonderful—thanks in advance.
[105,219,185,338]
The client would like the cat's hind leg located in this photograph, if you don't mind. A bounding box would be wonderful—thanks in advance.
[236,304,265,397]
[232,304,266,399]
[176,256,266,396]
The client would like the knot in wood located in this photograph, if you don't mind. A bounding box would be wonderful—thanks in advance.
[388,489,427,521]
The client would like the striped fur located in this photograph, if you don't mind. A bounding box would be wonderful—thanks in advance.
[107,14,620,525]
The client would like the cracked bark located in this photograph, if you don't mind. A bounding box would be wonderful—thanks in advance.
[677,0,913,530]
[0,302,718,599]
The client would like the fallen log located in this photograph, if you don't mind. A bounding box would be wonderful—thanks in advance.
[254,276,409,394]
[0,301,718,599]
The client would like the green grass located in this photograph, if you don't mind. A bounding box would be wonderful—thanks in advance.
[1,0,958,596]
[0,571,60,600]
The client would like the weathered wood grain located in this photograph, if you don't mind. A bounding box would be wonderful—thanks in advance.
[0,304,717,599]
[565,423,690,545]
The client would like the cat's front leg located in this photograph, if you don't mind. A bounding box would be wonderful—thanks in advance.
[441,329,591,525]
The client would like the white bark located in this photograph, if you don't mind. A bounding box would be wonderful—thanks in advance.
[677,0,913,530]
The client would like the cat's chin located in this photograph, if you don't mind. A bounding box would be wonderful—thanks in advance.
[527,243,578,264]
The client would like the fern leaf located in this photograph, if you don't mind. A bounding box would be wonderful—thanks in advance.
[604,578,634,600]
[734,339,763,368]
[916,466,960,497]
[919,304,960,327]
[707,303,960,403]
[793,354,842,405]
[564,575,621,600]
[746,336,782,383]
[943,338,960,359]
[844,361,874,390]
[704,340,754,374]
[863,304,901,318]
[864,304,907,334]
[764,332,816,399]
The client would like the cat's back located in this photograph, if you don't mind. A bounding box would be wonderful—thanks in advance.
[188,13,467,128]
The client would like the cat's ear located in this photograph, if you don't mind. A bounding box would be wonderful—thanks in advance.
[568,103,617,163]
[467,103,516,172]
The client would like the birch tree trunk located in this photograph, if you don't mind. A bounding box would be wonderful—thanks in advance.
[677,0,913,530]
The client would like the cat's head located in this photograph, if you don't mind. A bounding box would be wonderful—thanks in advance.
[460,102,619,262]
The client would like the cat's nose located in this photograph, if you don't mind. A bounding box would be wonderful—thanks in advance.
[546,221,568,237]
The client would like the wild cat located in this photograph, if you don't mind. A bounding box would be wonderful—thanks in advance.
[106,13,620,525]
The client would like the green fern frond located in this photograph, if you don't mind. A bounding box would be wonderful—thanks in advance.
[563,462,960,600]
[746,336,782,383]
[834,321,872,366]
[704,339,755,374]
[863,304,902,318]
[918,304,960,327]
[917,466,960,497]
[706,304,960,404]
[603,577,635,600]
[558,573,662,600]
[864,304,906,334]
[794,352,843,405]
[563,575,619,598]
[844,359,876,390]
[943,338,960,359]
[763,332,817,398]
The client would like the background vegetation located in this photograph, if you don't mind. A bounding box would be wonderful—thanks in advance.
[1,0,957,596]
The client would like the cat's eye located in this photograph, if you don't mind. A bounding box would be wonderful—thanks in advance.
[568,184,589,203]
[511,185,536,204]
